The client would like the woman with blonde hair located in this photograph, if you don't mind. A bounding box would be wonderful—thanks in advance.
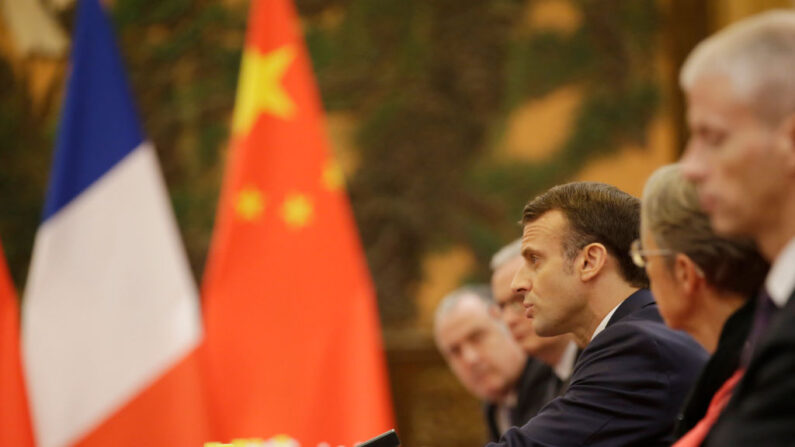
[636,163,768,446]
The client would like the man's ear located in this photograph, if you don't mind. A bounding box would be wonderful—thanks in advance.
[579,243,608,282]
[673,253,703,298]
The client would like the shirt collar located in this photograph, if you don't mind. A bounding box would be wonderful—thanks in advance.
[590,302,621,342]
[553,341,578,381]
[765,236,795,308]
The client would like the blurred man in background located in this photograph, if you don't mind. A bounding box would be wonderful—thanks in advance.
[434,286,550,441]
[680,10,795,446]
[490,240,578,396]
[489,182,707,447]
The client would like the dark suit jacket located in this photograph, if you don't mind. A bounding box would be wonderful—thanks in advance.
[487,290,708,447]
[705,289,795,446]
[674,297,754,439]
[484,357,561,441]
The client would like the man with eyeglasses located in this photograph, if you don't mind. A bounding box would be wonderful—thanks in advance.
[487,182,707,447]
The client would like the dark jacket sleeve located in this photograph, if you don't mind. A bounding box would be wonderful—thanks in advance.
[487,320,705,447]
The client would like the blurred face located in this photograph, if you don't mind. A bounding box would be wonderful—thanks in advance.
[681,74,790,238]
[492,255,568,357]
[512,211,585,337]
[435,296,525,402]
[640,228,688,329]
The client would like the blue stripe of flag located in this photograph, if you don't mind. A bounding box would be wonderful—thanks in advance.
[43,0,144,221]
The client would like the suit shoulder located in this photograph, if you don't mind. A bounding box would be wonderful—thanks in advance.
[608,306,703,353]
[582,314,707,376]
[761,299,795,348]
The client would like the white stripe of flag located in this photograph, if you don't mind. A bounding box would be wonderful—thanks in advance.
[21,1,206,446]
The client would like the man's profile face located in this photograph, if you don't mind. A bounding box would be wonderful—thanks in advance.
[681,74,790,238]
[435,296,525,402]
[492,255,568,356]
[512,210,584,338]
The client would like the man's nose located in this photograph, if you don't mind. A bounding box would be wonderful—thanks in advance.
[461,344,480,365]
[680,141,708,183]
[511,265,532,297]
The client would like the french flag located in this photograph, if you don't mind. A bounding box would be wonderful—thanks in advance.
[22,1,210,446]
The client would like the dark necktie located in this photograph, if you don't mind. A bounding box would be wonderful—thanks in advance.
[741,289,779,368]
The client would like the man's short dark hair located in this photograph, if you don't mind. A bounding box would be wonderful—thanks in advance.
[522,182,649,288]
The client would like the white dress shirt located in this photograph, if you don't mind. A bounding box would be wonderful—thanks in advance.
[590,302,621,342]
[765,237,795,308]
[554,341,578,382]
[496,392,518,434]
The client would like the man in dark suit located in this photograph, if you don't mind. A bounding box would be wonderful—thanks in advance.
[680,10,795,446]
[488,182,708,447]
[434,286,554,441]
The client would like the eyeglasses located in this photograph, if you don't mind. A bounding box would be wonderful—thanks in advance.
[629,239,674,268]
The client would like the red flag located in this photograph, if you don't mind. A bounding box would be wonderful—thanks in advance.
[201,0,395,445]
[0,239,35,446]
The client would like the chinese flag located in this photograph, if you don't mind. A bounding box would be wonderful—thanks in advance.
[201,0,395,445]
[0,239,35,447]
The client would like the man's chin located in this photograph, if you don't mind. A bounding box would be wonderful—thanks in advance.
[481,387,507,403]
[520,341,540,355]
[532,322,556,339]
[710,212,749,238]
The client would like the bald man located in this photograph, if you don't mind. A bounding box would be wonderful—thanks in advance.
[435,286,554,441]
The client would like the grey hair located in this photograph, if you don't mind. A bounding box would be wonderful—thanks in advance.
[490,239,522,271]
[641,163,768,297]
[434,284,499,330]
[680,10,795,124]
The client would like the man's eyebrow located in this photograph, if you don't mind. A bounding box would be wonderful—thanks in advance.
[521,247,538,258]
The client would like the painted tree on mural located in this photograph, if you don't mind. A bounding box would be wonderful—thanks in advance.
[0,0,658,322]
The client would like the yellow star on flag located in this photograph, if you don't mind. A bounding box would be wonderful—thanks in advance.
[281,193,313,229]
[235,187,265,221]
[322,160,344,191]
[232,44,296,136]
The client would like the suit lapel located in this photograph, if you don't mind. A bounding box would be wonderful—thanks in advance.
[569,289,656,380]
[743,288,795,374]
